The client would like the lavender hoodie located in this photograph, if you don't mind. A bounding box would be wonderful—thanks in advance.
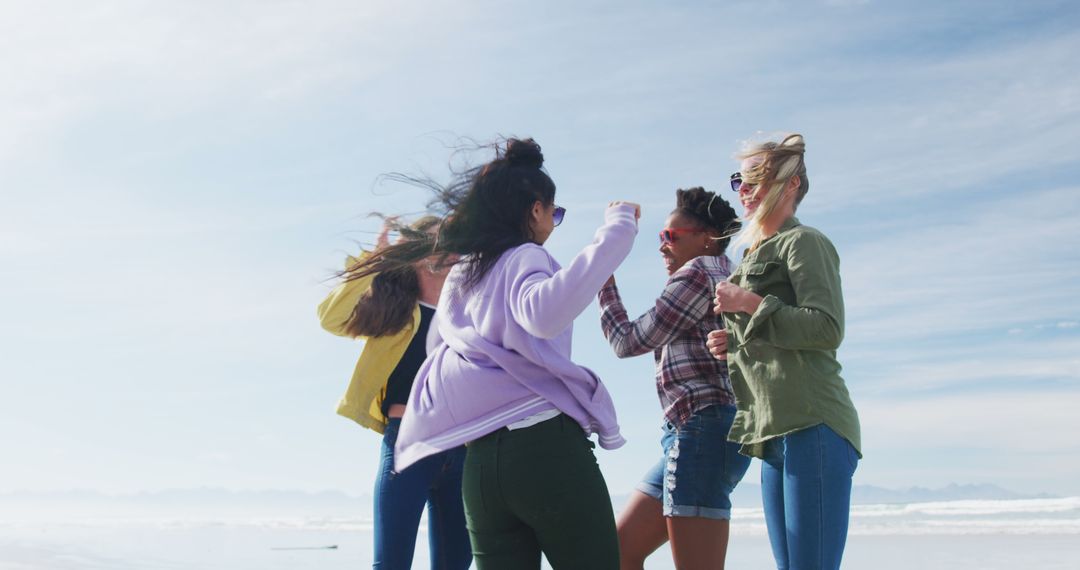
[393,203,639,471]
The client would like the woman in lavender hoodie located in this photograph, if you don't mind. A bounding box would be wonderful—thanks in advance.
[392,138,640,569]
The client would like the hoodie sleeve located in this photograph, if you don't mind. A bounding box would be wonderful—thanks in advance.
[506,203,639,339]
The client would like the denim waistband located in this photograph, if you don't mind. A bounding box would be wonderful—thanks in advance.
[694,404,737,417]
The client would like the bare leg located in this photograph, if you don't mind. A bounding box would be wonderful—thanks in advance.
[667,516,731,570]
[616,491,668,570]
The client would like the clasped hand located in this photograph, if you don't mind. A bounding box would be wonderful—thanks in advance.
[713,281,762,316]
[708,282,763,361]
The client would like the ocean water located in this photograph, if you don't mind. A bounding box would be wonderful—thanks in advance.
[2,497,1078,569]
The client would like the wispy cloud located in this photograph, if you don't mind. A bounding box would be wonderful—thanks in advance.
[791,29,1080,212]
[842,184,1080,340]
[0,1,457,165]
[2,0,1079,497]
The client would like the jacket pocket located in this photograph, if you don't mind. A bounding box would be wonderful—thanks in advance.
[738,261,781,292]
[741,260,779,277]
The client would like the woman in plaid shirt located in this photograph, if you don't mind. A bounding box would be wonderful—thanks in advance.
[598,187,748,570]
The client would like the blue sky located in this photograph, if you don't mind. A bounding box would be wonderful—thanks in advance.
[2,0,1079,498]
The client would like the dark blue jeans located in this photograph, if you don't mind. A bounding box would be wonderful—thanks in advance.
[760,424,859,570]
[373,418,471,570]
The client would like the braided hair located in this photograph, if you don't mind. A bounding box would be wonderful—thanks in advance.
[673,187,741,255]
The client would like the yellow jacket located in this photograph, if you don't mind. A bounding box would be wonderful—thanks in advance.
[317,253,421,434]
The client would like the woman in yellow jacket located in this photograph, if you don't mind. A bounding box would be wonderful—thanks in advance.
[318,216,471,570]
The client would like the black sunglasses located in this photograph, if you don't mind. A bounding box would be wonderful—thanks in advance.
[553,206,567,227]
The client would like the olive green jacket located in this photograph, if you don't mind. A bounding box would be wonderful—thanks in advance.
[723,217,861,459]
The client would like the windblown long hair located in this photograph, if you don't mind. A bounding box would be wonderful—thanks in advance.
[732,133,809,251]
[347,137,555,307]
[388,137,556,291]
[339,216,440,338]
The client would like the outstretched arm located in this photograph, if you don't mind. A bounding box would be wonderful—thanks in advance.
[508,202,639,339]
[599,266,712,358]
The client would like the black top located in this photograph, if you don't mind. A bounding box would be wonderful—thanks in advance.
[382,303,436,416]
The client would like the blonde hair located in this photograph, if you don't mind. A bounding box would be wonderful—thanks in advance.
[731,133,808,252]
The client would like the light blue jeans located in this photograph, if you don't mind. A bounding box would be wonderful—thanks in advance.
[760,424,859,570]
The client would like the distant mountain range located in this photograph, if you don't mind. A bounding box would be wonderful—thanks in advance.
[610,483,1057,512]
[850,483,1055,504]
[0,483,1059,518]
[724,482,1055,509]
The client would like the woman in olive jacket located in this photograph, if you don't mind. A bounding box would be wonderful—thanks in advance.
[708,134,861,570]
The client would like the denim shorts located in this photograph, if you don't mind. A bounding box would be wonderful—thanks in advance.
[636,405,751,520]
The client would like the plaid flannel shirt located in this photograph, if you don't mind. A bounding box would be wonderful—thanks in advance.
[598,255,736,427]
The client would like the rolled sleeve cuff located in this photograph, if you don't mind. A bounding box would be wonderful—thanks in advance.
[598,281,620,308]
[740,294,784,343]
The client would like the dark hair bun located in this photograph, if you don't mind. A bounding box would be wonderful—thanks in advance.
[504,138,544,169]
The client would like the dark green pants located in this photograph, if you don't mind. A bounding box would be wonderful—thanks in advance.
[462,414,619,570]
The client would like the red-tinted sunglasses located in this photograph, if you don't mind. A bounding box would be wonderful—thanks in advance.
[659,228,705,244]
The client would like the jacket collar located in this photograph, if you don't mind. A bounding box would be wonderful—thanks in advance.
[778,215,801,234]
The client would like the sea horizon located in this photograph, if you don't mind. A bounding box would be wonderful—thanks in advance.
[3,489,1078,569]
